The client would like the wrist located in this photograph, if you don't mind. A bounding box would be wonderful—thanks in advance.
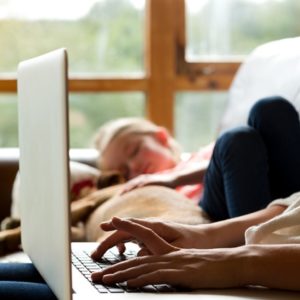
[192,224,221,249]
[235,245,260,287]
[198,221,240,249]
[238,244,267,287]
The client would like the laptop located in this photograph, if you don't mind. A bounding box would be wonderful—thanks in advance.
[17,48,180,300]
[17,49,300,300]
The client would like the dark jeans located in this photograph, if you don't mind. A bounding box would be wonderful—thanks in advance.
[0,263,57,300]
[200,96,300,221]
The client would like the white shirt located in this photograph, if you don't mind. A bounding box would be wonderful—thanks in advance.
[245,192,300,244]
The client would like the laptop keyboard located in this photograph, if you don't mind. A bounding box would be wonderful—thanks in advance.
[72,248,176,293]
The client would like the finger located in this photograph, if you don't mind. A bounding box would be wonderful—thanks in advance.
[120,185,137,195]
[122,179,141,193]
[92,260,170,284]
[137,247,150,256]
[93,217,176,260]
[117,243,126,255]
[120,186,131,195]
[92,217,161,260]
[127,269,182,288]
[120,182,135,194]
[100,217,154,231]
[91,256,151,282]
[101,218,154,232]
[99,264,182,288]
[100,220,116,231]
[111,217,176,255]
[91,230,134,261]
[101,217,175,244]
[125,218,176,241]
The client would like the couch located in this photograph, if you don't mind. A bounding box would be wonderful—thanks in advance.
[2,37,300,224]
[0,148,99,224]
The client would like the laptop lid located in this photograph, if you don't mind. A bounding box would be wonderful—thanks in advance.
[18,48,72,300]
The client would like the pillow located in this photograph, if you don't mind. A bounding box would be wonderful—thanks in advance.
[11,161,100,218]
[219,37,300,133]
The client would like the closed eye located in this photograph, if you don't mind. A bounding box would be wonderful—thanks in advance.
[129,142,141,158]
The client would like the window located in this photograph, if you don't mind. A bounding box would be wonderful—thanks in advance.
[1,0,300,151]
[69,92,145,147]
[176,0,300,150]
[186,0,300,59]
[175,92,227,151]
[0,0,145,73]
[0,94,18,147]
[0,0,146,148]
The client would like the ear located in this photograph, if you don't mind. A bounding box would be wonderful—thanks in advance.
[154,127,169,146]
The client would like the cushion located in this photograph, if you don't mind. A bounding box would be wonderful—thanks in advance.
[219,37,300,132]
[11,161,100,218]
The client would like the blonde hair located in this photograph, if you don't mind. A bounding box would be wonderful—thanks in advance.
[93,117,182,170]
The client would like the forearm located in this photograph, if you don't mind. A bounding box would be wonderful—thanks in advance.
[173,160,209,187]
[204,205,286,248]
[242,244,300,290]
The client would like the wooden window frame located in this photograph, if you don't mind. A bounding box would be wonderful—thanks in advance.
[0,0,241,135]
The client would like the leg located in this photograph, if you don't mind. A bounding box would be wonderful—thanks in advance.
[248,96,300,199]
[0,263,56,300]
[200,126,271,221]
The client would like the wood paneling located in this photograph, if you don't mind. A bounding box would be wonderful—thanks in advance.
[0,79,17,93]
[0,78,147,93]
[145,0,177,133]
[69,77,147,92]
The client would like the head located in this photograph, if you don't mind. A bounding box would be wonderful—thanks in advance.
[94,118,181,180]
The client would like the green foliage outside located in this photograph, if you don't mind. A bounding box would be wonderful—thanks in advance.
[0,0,145,148]
[187,0,300,58]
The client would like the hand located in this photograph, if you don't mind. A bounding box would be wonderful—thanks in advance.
[91,217,247,289]
[121,173,177,194]
[91,217,213,260]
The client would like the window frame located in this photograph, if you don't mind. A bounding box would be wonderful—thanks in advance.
[0,0,241,135]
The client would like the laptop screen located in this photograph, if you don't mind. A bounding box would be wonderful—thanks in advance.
[18,49,72,300]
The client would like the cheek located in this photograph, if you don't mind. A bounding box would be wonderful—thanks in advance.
[143,144,173,163]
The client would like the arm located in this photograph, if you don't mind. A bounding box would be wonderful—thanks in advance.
[122,160,209,193]
[172,160,209,186]
[205,204,286,248]
[91,218,300,291]
[244,244,300,291]
[91,204,286,260]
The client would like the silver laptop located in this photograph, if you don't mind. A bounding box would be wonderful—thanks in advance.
[17,48,180,300]
[17,49,299,300]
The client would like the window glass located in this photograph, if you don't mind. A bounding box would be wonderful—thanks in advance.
[175,92,228,152]
[69,92,145,148]
[0,0,145,74]
[0,0,146,148]
[186,0,300,60]
[0,92,145,148]
[0,95,18,147]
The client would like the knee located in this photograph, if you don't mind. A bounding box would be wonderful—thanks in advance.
[215,127,264,160]
[248,96,297,127]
